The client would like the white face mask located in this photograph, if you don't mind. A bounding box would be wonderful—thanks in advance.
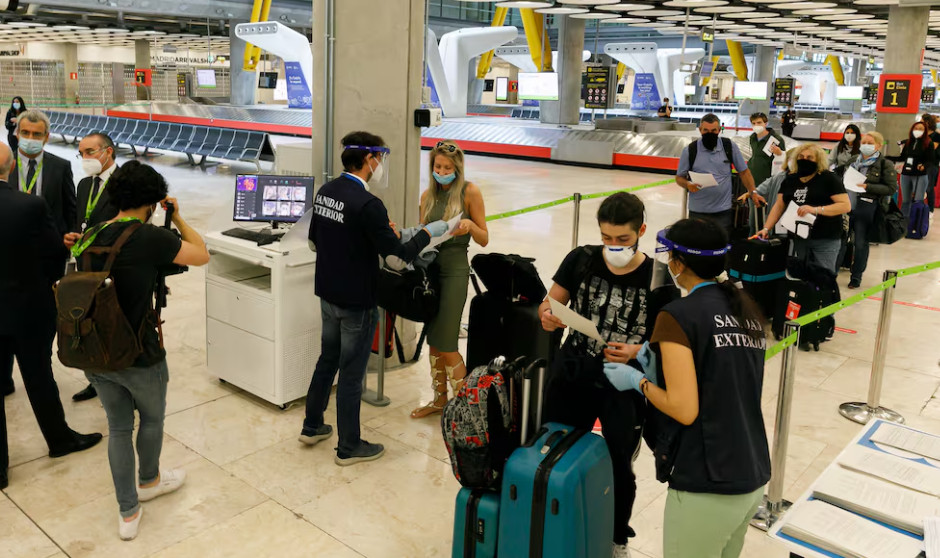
[603,245,636,268]
[81,157,103,176]
[752,125,766,135]
[913,130,925,139]
[844,133,856,143]
[367,158,384,189]
[667,259,688,296]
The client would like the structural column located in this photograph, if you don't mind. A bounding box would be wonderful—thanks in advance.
[877,5,930,155]
[230,21,257,106]
[311,0,426,227]
[64,42,78,105]
[134,39,151,101]
[741,45,775,118]
[540,15,585,126]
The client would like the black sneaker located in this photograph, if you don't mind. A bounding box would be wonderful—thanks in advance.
[848,279,861,289]
[298,424,333,446]
[335,441,385,466]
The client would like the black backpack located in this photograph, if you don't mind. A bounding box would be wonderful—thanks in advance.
[688,137,749,238]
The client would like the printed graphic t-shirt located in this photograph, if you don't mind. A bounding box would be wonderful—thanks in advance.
[553,247,653,357]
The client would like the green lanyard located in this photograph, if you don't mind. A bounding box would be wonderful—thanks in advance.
[71,217,141,258]
[83,176,110,230]
[18,157,43,194]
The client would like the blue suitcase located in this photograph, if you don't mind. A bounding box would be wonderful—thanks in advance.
[907,200,930,239]
[452,488,500,558]
[496,422,615,558]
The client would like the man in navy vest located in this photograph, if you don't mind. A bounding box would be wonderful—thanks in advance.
[300,131,448,466]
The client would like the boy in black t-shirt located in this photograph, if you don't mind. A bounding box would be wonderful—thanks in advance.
[538,192,661,557]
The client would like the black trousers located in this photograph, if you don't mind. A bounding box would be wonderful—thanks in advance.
[543,352,647,545]
[0,322,74,471]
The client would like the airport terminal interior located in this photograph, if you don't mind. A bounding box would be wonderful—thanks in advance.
[2,1,940,557]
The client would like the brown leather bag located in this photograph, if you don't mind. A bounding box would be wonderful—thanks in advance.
[54,222,143,371]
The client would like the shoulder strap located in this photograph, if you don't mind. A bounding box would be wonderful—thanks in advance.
[721,137,735,171]
[103,222,143,272]
[688,140,698,170]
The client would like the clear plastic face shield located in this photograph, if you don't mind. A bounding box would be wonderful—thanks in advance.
[652,227,731,290]
[344,144,391,191]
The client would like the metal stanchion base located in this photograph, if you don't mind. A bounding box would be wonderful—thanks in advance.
[750,496,792,531]
[838,402,905,425]
[361,389,391,407]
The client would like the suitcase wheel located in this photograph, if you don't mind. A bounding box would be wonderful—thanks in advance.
[813,343,820,352]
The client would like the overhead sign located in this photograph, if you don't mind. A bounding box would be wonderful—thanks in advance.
[699,60,715,86]
[69,72,77,80]
[701,29,714,43]
[584,66,614,110]
[876,73,923,114]
[631,72,661,111]
[134,68,151,87]
[922,87,936,104]
[773,78,795,106]
[866,84,879,104]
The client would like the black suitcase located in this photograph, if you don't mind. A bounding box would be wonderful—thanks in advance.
[466,292,562,371]
[772,261,840,350]
[728,236,788,322]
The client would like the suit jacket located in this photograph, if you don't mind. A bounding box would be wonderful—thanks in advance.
[74,166,119,232]
[0,181,62,333]
[9,150,76,237]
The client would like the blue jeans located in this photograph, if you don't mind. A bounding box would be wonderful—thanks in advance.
[303,301,377,454]
[900,174,928,220]
[850,198,877,284]
[86,360,168,518]
[792,237,842,275]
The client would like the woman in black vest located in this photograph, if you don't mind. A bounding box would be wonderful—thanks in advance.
[603,218,770,558]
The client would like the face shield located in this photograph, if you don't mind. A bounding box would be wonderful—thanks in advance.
[344,145,391,191]
[651,227,731,290]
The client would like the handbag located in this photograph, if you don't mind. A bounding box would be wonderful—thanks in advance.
[869,198,905,245]
[376,265,440,322]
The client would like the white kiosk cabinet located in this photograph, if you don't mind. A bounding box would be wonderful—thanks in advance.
[205,231,319,408]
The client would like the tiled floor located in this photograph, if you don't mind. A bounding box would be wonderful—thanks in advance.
[3,136,939,558]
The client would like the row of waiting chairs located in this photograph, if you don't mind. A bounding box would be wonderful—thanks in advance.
[47,112,271,170]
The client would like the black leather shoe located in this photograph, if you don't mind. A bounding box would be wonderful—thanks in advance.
[0,469,7,490]
[49,432,103,458]
[72,384,97,402]
[1,384,13,397]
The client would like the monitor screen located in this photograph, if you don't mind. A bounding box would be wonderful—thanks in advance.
[258,71,278,89]
[518,72,559,101]
[495,76,509,101]
[836,85,864,100]
[234,174,315,223]
[733,81,768,100]
[196,69,217,88]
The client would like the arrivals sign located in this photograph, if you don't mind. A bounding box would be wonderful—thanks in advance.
[876,73,923,114]
[631,72,661,111]
[772,78,795,106]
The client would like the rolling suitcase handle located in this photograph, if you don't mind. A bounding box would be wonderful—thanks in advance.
[520,358,547,446]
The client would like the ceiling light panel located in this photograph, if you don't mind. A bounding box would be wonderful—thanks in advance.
[594,2,655,10]
[600,17,652,23]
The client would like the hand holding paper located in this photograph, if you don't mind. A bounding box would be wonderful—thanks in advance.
[548,297,605,344]
[688,171,719,188]
[421,213,462,254]
[842,166,868,193]
[762,136,781,157]
[780,201,815,239]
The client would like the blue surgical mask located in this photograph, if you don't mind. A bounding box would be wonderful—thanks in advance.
[12,102,20,110]
[859,144,877,156]
[433,171,456,186]
[19,138,44,156]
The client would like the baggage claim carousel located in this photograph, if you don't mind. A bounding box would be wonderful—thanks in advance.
[109,102,864,173]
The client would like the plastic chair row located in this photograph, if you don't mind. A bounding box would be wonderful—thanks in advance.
[47,112,269,170]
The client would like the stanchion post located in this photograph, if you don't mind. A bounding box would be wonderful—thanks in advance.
[571,192,582,249]
[362,307,391,407]
[839,270,903,424]
[751,320,798,531]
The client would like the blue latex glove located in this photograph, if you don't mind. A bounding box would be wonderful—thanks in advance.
[603,362,645,393]
[423,220,449,238]
[636,341,658,386]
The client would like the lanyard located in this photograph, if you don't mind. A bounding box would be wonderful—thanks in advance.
[83,176,110,229]
[690,281,716,294]
[18,157,43,194]
[71,217,141,258]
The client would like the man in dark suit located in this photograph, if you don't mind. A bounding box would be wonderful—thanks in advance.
[62,132,120,402]
[1,110,76,397]
[0,142,102,489]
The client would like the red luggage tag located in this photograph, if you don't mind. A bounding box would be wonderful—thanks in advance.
[785,301,801,321]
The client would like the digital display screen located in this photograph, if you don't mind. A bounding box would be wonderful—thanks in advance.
[234,174,315,223]
[518,72,559,101]
[495,77,509,101]
[836,86,864,100]
[258,71,278,89]
[196,69,217,88]
[733,81,768,100]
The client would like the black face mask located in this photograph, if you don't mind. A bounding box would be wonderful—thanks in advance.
[796,159,817,178]
[701,132,719,150]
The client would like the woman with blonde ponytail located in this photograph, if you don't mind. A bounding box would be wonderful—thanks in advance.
[410,140,489,419]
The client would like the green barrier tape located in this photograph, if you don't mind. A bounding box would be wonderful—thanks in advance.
[897,260,940,278]
[765,331,798,361]
[485,196,574,222]
[581,179,675,200]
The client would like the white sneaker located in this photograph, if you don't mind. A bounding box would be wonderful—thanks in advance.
[612,543,632,558]
[138,469,186,502]
[118,507,142,541]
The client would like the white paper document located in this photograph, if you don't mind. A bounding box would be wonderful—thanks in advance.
[839,446,940,497]
[780,500,923,558]
[688,171,719,188]
[779,201,816,239]
[872,423,940,462]
[813,467,940,535]
[843,166,869,193]
[925,516,940,558]
[762,136,781,157]
[548,297,605,344]
[420,213,462,255]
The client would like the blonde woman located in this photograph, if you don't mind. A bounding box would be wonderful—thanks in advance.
[759,143,851,273]
[410,140,488,419]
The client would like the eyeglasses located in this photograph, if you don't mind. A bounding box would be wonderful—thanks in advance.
[75,148,105,159]
[435,141,457,153]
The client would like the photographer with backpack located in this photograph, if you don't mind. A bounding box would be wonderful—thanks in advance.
[66,161,209,541]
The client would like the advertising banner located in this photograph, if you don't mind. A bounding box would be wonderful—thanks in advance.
[631,73,660,111]
[284,61,312,109]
